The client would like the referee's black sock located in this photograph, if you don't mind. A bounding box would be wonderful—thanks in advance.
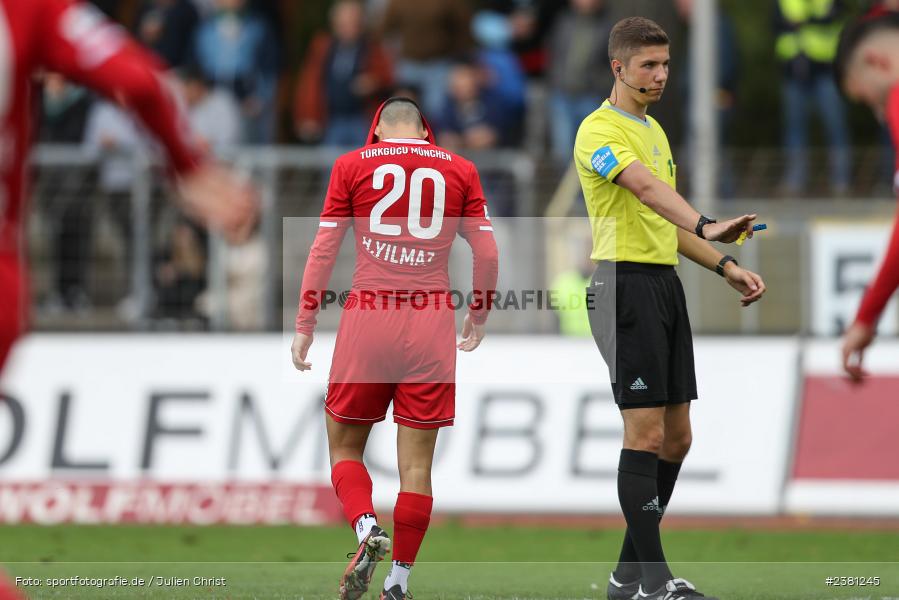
[613,458,682,583]
[657,458,682,519]
[615,449,673,591]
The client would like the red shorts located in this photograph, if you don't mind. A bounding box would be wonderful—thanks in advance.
[326,292,456,429]
[0,255,24,372]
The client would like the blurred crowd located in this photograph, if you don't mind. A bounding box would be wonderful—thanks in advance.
[35,0,896,327]
[45,0,896,188]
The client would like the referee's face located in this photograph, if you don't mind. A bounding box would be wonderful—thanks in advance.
[627,45,670,103]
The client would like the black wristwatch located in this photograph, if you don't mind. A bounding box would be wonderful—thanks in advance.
[695,215,716,239]
[716,255,738,277]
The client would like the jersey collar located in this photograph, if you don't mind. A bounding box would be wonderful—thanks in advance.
[602,100,651,128]
[382,138,429,144]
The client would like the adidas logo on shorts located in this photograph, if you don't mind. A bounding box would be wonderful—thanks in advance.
[630,377,648,391]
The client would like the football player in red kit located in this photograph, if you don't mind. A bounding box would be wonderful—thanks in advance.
[292,97,499,600]
[0,0,256,374]
[0,2,256,598]
[835,14,899,378]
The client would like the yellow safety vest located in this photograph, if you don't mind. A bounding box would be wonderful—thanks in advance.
[776,0,843,63]
[551,271,593,337]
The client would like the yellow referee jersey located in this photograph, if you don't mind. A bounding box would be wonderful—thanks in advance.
[574,99,678,265]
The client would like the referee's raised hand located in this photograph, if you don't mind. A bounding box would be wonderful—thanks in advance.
[702,214,757,243]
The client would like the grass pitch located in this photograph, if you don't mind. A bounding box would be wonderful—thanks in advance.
[1,523,897,599]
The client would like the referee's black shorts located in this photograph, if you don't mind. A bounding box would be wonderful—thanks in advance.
[586,261,697,409]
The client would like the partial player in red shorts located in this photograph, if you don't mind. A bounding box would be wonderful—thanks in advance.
[0,0,257,376]
[292,97,498,600]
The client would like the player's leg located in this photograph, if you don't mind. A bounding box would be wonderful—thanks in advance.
[611,406,673,593]
[327,413,393,600]
[658,401,692,507]
[628,268,712,599]
[381,423,439,599]
[595,267,679,598]
[327,414,377,537]
[326,305,397,543]
[610,405,688,598]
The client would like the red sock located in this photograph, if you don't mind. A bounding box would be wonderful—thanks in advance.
[331,460,376,529]
[392,491,433,565]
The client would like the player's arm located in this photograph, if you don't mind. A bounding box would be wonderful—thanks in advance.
[842,87,899,380]
[458,164,500,352]
[614,160,756,243]
[842,204,899,379]
[293,161,353,370]
[676,229,766,307]
[458,230,499,351]
[39,0,256,241]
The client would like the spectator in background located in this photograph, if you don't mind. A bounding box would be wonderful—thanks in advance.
[471,10,527,145]
[135,0,200,68]
[193,0,279,143]
[378,0,472,117]
[41,75,93,144]
[179,63,242,153]
[675,0,739,198]
[40,74,94,313]
[82,100,149,320]
[294,0,393,147]
[438,59,518,216]
[546,0,613,166]
[154,219,208,323]
[775,0,851,195]
[438,59,504,153]
[479,0,564,78]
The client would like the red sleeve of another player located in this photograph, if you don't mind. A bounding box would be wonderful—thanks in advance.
[296,160,353,334]
[855,206,899,328]
[39,0,201,175]
[460,163,498,325]
[855,85,899,328]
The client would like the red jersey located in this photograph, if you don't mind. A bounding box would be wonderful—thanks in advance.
[296,100,499,334]
[855,83,899,327]
[0,0,201,256]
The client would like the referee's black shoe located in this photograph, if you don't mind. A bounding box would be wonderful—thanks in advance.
[637,578,718,600]
[607,572,640,600]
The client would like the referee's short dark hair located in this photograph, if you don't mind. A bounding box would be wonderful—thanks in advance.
[608,17,669,66]
[834,13,899,95]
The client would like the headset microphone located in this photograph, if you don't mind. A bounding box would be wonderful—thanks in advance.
[616,66,647,94]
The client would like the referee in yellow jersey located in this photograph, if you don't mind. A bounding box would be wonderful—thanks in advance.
[574,17,768,600]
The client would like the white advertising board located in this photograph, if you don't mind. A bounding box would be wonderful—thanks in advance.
[810,221,898,335]
[0,335,798,522]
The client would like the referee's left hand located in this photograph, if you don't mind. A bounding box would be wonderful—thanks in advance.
[703,214,757,243]
[723,263,767,306]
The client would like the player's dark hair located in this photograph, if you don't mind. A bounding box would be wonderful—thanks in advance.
[608,17,669,66]
[379,97,423,128]
[834,13,899,95]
